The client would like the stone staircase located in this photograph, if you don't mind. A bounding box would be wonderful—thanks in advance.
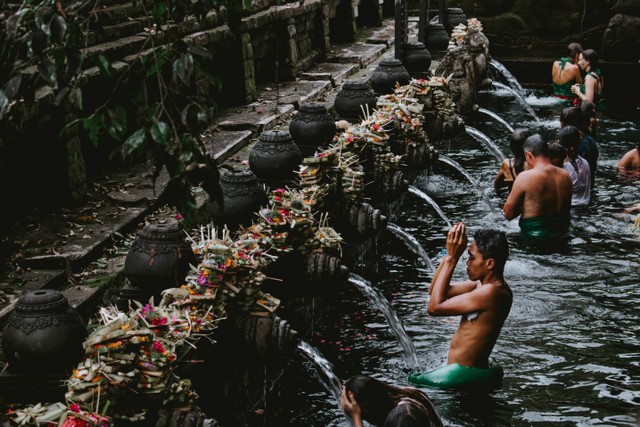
[0,14,418,325]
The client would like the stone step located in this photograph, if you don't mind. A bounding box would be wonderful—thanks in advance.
[326,43,387,68]
[91,2,146,27]
[255,80,332,109]
[81,35,149,68]
[202,130,254,164]
[215,102,295,133]
[299,62,360,87]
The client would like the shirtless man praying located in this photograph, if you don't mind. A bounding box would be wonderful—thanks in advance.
[409,223,512,389]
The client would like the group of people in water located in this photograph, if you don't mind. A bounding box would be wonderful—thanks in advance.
[551,42,603,107]
[337,42,640,427]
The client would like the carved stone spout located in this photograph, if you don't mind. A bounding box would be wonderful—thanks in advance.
[233,314,299,358]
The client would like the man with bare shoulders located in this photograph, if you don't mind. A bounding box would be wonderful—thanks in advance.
[409,223,512,389]
[504,135,573,239]
[552,42,583,102]
[617,143,640,177]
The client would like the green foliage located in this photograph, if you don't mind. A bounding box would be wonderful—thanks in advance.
[0,0,252,223]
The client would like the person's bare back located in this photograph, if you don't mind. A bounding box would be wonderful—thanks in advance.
[617,146,640,174]
[503,135,572,239]
[505,164,572,219]
[552,59,581,86]
[504,136,572,221]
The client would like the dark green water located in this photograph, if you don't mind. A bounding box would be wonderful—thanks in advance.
[262,90,640,426]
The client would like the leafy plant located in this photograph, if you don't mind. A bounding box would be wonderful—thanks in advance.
[0,0,253,225]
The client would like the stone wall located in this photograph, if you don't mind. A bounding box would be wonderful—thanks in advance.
[1,0,384,217]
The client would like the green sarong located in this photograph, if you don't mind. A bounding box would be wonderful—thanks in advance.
[519,216,570,239]
[408,362,503,389]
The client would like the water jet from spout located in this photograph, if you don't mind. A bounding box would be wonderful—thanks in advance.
[491,81,540,123]
[348,274,420,370]
[407,186,453,228]
[387,222,436,274]
[465,126,506,163]
[477,108,515,133]
[437,155,496,213]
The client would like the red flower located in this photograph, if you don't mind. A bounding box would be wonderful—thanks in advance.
[153,341,166,353]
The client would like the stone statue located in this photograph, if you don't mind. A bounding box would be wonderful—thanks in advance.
[435,26,492,118]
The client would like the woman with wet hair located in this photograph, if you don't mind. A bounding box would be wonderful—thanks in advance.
[340,375,443,427]
[571,49,603,106]
[552,42,583,102]
[494,128,531,191]
[558,125,591,211]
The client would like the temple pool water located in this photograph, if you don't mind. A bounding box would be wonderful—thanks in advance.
[260,90,640,426]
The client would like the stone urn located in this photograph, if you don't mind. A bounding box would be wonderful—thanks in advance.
[445,8,468,33]
[123,223,197,293]
[249,130,302,189]
[403,42,432,77]
[2,290,87,374]
[371,59,411,95]
[425,23,450,51]
[209,169,268,228]
[334,80,377,122]
[289,103,337,157]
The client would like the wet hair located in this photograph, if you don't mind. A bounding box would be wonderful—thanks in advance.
[580,100,597,119]
[383,398,440,427]
[567,42,583,60]
[344,376,442,427]
[548,142,567,167]
[581,49,599,69]
[510,128,531,174]
[473,229,509,275]
[560,106,586,131]
[558,125,580,155]
[523,134,549,158]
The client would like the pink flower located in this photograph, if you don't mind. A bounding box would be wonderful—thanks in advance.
[196,272,209,285]
[69,403,81,413]
[141,304,153,316]
[176,212,183,220]
[153,341,166,353]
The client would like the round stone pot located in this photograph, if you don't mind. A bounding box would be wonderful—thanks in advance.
[209,169,268,228]
[334,80,377,122]
[445,8,468,33]
[124,222,197,292]
[425,23,450,51]
[249,130,302,188]
[289,103,337,157]
[2,290,87,374]
[371,59,411,95]
[403,42,432,76]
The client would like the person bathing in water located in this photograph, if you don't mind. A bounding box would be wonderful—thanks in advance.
[408,223,512,389]
[341,375,443,426]
[503,134,573,239]
[617,142,640,177]
[552,42,583,102]
[494,128,531,192]
[571,49,604,107]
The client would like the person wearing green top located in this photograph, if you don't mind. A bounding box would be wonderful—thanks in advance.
[572,49,604,107]
[552,43,583,101]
